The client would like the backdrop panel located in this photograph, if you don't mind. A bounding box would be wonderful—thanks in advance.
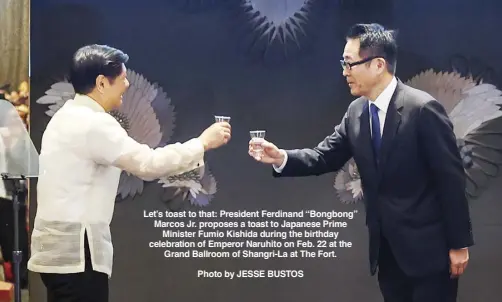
[30,0,502,301]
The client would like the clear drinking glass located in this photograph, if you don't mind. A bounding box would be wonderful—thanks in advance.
[249,130,266,159]
[214,115,231,123]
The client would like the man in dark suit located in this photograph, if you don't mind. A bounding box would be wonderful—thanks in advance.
[248,23,473,301]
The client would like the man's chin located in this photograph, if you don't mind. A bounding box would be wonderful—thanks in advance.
[349,88,361,96]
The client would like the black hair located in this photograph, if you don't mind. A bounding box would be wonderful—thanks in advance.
[346,23,398,74]
[69,44,129,94]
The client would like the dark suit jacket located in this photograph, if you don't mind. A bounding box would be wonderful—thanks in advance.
[274,81,474,277]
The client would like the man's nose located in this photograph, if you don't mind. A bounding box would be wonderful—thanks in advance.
[342,68,349,77]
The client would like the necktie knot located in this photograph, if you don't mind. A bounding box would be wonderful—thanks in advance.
[370,103,379,116]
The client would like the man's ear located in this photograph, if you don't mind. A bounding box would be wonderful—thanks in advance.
[95,75,106,93]
[377,58,385,70]
[375,58,387,74]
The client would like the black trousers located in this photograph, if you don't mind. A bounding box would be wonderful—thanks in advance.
[377,236,458,302]
[40,233,108,302]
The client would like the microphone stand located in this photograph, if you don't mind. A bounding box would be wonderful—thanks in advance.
[1,173,26,302]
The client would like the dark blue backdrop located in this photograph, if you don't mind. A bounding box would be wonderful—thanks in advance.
[29,0,502,301]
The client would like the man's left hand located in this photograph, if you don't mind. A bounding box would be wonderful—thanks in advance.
[449,248,469,278]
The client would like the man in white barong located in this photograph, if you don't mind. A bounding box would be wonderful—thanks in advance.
[28,44,231,302]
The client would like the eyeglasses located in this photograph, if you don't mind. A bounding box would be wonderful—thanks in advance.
[340,56,384,70]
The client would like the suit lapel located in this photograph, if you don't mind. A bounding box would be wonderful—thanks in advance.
[377,82,405,176]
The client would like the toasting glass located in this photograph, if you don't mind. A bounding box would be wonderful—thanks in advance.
[214,115,231,123]
[249,130,266,159]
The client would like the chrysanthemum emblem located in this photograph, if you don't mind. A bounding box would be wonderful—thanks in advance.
[334,69,502,202]
[234,0,321,61]
[159,164,217,209]
[334,158,364,204]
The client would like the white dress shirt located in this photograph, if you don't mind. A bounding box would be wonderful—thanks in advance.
[274,77,398,172]
[28,94,205,277]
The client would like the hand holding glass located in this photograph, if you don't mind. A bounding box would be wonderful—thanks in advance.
[250,130,266,160]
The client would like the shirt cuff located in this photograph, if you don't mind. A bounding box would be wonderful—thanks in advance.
[273,150,287,173]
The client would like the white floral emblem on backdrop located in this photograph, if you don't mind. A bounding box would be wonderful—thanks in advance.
[233,0,323,62]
